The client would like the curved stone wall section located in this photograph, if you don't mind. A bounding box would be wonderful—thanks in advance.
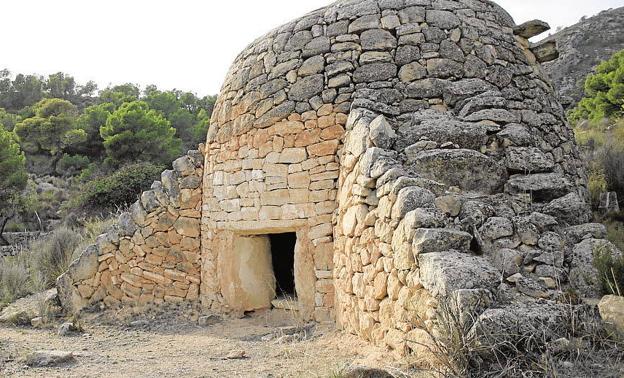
[57,150,204,313]
[315,0,603,361]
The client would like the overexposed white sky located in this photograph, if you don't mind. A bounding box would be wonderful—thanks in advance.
[1,0,623,96]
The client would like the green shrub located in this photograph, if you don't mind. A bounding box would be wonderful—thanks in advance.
[57,153,90,174]
[72,162,163,212]
[101,101,182,167]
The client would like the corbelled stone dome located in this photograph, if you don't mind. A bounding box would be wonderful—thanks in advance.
[204,0,599,355]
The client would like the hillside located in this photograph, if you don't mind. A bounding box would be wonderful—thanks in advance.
[542,6,624,108]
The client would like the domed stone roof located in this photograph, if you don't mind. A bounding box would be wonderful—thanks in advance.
[203,0,601,355]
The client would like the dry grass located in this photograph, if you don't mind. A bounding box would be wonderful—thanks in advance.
[0,217,115,306]
[0,260,31,305]
[411,296,624,377]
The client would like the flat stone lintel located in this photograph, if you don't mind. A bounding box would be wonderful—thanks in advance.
[215,220,308,234]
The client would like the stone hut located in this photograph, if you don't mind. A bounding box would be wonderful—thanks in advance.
[58,0,622,360]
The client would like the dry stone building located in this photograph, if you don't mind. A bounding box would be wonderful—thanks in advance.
[58,0,622,360]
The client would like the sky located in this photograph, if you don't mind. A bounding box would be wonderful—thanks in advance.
[1,0,623,97]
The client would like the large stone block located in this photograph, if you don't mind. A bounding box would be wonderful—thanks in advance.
[408,149,507,194]
[412,228,473,255]
[218,235,276,312]
[418,251,499,297]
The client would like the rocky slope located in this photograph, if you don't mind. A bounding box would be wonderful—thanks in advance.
[542,6,624,108]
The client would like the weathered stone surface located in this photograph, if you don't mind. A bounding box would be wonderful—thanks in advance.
[219,235,276,312]
[543,193,591,225]
[505,173,572,202]
[391,187,435,220]
[406,78,448,98]
[397,112,489,150]
[565,223,607,244]
[490,248,523,277]
[570,238,622,297]
[530,40,559,63]
[472,302,569,342]
[505,147,555,172]
[426,58,463,78]
[26,351,75,367]
[398,62,427,82]
[412,228,473,255]
[361,29,397,51]
[353,63,398,83]
[418,251,499,297]
[408,149,507,194]
[599,295,624,336]
[480,217,514,240]
[299,56,325,76]
[289,75,325,101]
[369,115,396,149]
[514,20,550,39]
[425,10,460,29]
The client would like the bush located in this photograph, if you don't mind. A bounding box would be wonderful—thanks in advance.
[587,166,608,208]
[593,244,624,296]
[28,227,83,288]
[57,153,90,175]
[71,162,163,212]
[602,145,624,201]
[0,259,31,304]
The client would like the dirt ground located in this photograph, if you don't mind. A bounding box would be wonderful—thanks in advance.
[0,306,429,378]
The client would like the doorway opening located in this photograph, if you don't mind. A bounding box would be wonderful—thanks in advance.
[269,233,297,299]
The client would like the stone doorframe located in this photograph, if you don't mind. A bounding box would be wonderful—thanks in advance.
[208,219,317,320]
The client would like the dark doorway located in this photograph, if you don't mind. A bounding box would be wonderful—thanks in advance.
[269,233,297,297]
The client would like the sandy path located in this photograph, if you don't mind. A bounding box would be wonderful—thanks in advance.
[0,310,419,377]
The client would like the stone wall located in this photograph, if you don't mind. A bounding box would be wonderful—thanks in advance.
[57,150,204,312]
[0,232,48,258]
[201,105,348,321]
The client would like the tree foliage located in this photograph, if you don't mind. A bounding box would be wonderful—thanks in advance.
[74,102,114,158]
[572,50,624,210]
[98,84,140,107]
[570,50,624,123]
[0,70,96,113]
[101,101,182,166]
[13,98,84,158]
[0,108,20,131]
[0,126,27,200]
[1,68,216,179]
[0,126,28,244]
